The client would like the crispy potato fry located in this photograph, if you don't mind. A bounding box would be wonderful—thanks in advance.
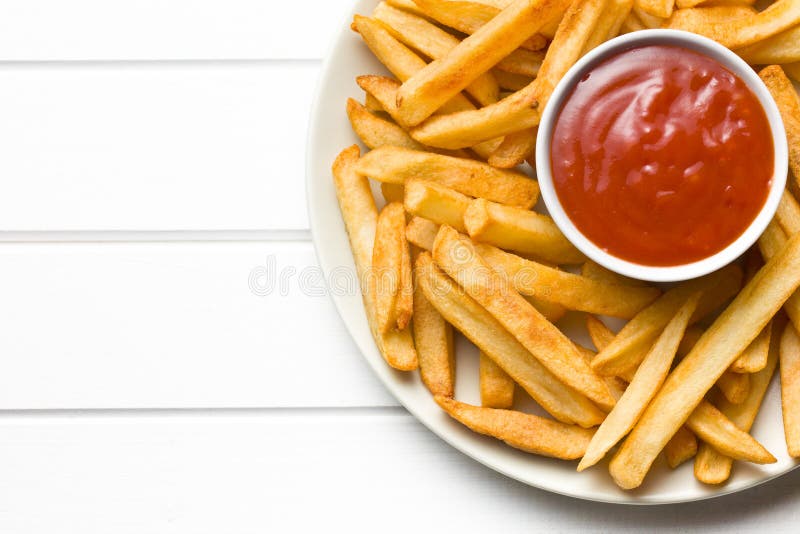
[365,92,384,111]
[433,226,616,409]
[410,0,551,51]
[665,2,799,49]
[496,48,545,77]
[664,426,698,469]
[578,294,700,471]
[373,203,411,332]
[474,245,661,318]
[355,146,539,208]
[695,318,782,484]
[608,234,800,489]
[592,264,743,376]
[492,69,535,91]
[738,25,800,64]
[582,0,634,53]
[581,260,648,287]
[731,322,771,373]
[683,401,775,464]
[417,252,605,426]
[760,66,800,191]
[488,128,537,168]
[758,221,800,336]
[347,98,425,150]
[777,190,800,236]
[621,11,647,33]
[381,183,405,204]
[396,0,569,126]
[332,146,418,371]
[716,371,750,404]
[406,216,440,250]
[782,322,800,456]
[586,315,615,351]
[634,0,672,19]
[435,396,596,459]
[373,2,501,106]
[480,351,516,408]
[404,180,470,232]
[464,198,583,264]
[413,251,456,396]
[409,0,607,149]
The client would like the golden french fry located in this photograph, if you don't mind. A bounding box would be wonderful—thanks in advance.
[435,396,596,459]
[404,180,470,232]
[365,92,384,112]
[433,226,616,409]
[373,203,409,332]
[413,251,456,396]
[346,98,425,150]
[492,69,535,91]
[777,190,800,236]
[397,227,414,330]
[586,315,615,351]
[578,293,700,471]
[496,48,545,77]
[373,2,501,106]
[738,25,800,64]
[488,128,537,168]
[581,260,648,287]
[716,371,750,404]
[781,322,800,456]
[582,0,634,54]
[396,0,570,126]
[381,183,405,204]
[608,233,800,489]
[621,11,647,32]
[758,221,800,336]
[475,245,661,318]
[760,66,800,192]
[406,216,440,250]
[417,252,605,426]
[409,0,607,149]
[464,198,583,264]
[684,401,775,464]
[480,351,516,408]
[356,147,538,208]
[695,318,782,484]
[664,426,698,469]
[665,2,799,49]
[731,322,771,373]
[332,146,418,371]
[634,0,672,19]
[592,264,743,376]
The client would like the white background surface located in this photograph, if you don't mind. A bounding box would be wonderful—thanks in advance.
[0,0,798,531]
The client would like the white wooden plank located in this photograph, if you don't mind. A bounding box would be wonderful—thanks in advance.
[0,0,351,60]
[0,241,395,409]
[0,61,317,231]
[0,411,796,533]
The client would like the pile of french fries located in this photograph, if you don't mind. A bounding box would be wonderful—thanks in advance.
[332,0,800,490]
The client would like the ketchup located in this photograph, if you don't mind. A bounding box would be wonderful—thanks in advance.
[550,45,774,266]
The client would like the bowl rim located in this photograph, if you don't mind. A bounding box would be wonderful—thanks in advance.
[535,28,789,283]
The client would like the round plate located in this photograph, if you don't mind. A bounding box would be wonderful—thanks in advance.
[305,0,800,504]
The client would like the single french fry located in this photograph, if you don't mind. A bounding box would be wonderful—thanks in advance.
[664,426,698,469]
[406,216,440,250]
[396,0,570,126]
[758,221,800,337]
[464,198,583,264]
[634,0,672,19]
[410,0,607,149]
[435,396,595,459]
[582,0,634,53]
[474,245,661,318]
[433,226,616,409]
[373,2,501,106]
[608,233,800,489]
[488,128,537,168]
[716,371,751,404]
[397,227,414,330]
[684,401,775,464]
[781,322,800,456]
[404,179,470,232]
[592,264,743,376]
[381,183,405,204]
[581,260,648,287]
[695,318,782,484]
[480,351,516,408]
[665,1,800,49]
[417,252,605,426]
[373,203,408,332]
[492,69,535,91]
[365,92,384,112]
[759,66,800,192]
[578,293,700,471]
[738,25,800,64]
[347,98,425,150]
[586,315,615,351]
[332,146,418,371]
[731,323,771,374]
[355,146,539,208]
[413,251,456,396]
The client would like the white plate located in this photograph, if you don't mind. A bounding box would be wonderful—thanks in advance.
[305,0,800,504]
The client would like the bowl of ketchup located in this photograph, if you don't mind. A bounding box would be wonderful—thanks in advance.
[536,29,788,282]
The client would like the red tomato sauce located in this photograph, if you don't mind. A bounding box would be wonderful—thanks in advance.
[550,45,774,266]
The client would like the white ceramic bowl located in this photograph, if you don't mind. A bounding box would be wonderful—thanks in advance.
[536,29,788,283]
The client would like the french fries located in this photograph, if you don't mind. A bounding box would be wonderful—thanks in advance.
[781,322,800,456]
[355,146,539,208]
[759,66,800,191]
[582,0,634,53]
[488,128,537,168]
[684,401,775,464]
[435,396,595,459]
[373,203,413,332]
[346,98,425,150]
[332,146,418,371]
[664,426,698,469]
[479,351,516,408]
[433,226,616,409]
[634,0,672,19]
[716,371,750,404]
[404,180,470,232]
[464,198,584,263]
[406,216,440,250]
[609,233,800,489]
[417,252,605,426]
[738,25,800,64]
[578,293,700,471]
